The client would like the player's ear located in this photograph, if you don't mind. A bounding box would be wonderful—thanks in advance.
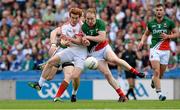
[153,8,156,15]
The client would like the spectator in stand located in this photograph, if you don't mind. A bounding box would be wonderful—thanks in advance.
[21,54,34,71]
[0,0,178,72]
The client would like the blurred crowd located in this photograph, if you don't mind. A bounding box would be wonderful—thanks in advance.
[0,0,179,72]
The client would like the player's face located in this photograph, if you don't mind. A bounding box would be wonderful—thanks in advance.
[155,7,165,18]
[86,12,96,27]
[70,13,80,26]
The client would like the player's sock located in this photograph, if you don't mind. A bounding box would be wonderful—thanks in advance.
[129,67,140,75]
[156,89,162,97]
[72,89,78,95]
[38,77,46,87]
[129,67,145,78]
[55,80,69,97]
[116,88,125,97]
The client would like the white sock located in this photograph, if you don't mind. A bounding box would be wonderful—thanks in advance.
[72,89,78,95]
[38,77,46,87]
[156,90,162,97]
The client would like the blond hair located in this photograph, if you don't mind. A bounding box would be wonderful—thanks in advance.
[86,8,96,16]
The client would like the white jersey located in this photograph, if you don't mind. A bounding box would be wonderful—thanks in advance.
[61,21,82,47]
[56,21,87,69]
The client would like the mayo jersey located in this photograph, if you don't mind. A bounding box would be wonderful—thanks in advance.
[82,19,108,52]
[147,16,175,50]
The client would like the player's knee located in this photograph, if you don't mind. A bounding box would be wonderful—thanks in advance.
[154,69,160,77]
[47,75,54,80]
[46,60,56,67]
[71,74,79,79]
[64,72,73,80]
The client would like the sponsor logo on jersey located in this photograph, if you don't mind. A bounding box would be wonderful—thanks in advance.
[152,29,167,34]
[152,25,156,28]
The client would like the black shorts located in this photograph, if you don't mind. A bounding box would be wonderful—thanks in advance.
[125,71,136,79]
[55,62,74,68]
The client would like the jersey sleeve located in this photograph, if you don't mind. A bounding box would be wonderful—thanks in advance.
[81,24,85,33]
[147,21,152,32]
[98,19,106,31]
[61,25,67,35]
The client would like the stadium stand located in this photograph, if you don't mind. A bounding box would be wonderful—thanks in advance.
[0,0,179,78]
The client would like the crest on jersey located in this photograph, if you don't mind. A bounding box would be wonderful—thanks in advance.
[163,23,167,28]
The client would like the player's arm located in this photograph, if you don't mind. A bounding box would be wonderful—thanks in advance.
[68,33,83,45]
[138,27,151,49]
[85,31,106,43]
[85,20,107,43]
[50,27,61,45]
[48,27,60,56]
[161,28,179,40]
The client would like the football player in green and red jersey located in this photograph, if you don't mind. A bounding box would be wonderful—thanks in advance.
[81,8,145,102]
[139,3,179,101]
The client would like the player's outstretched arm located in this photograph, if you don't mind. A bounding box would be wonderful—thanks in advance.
[69,34,83,45]
[138,27,150,50]
[161,28,179,40]
[85,31,106,43]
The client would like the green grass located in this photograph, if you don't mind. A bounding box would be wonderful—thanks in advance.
[0,100,180,109]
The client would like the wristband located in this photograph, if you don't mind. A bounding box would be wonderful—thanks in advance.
[51,43,57,47]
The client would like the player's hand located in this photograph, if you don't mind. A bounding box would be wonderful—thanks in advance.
[161,33,169,40]
[60,38,71,46]
[82,37,90,46]
[138,41,144,50]
[60,35,72,46]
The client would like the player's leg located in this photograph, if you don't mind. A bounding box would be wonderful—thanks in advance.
[62,62,80,102]
[105,45,145,78]
[54,66,82,102]
[150,60,166,100]
[159,64,167,78]
[71,78,80,102]
[125,71,136,100]
[54,57,85,101]
[28,56,60,90]
[54,65,74,102]
[97,60,128,102]
[159,50,170,79]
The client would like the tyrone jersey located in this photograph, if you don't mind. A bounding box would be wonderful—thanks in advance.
[147,16,175,50]
[61,21,82,47]
[82,19,108,52]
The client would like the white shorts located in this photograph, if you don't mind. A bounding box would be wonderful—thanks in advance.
[149,48,170,65]
[55,46,87,69]
[89,45,112,61]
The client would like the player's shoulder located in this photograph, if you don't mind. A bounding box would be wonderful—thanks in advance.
[82,21,88,28]
[164,16,174,23]
[51,27,61,33]
[62,21,70,27]
[96,19,105,24]
[147,18,156,24]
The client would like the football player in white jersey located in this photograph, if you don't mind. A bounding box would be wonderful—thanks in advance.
[28,8,85,102]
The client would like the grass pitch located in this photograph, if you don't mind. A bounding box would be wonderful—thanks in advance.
[0,100,180,109]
